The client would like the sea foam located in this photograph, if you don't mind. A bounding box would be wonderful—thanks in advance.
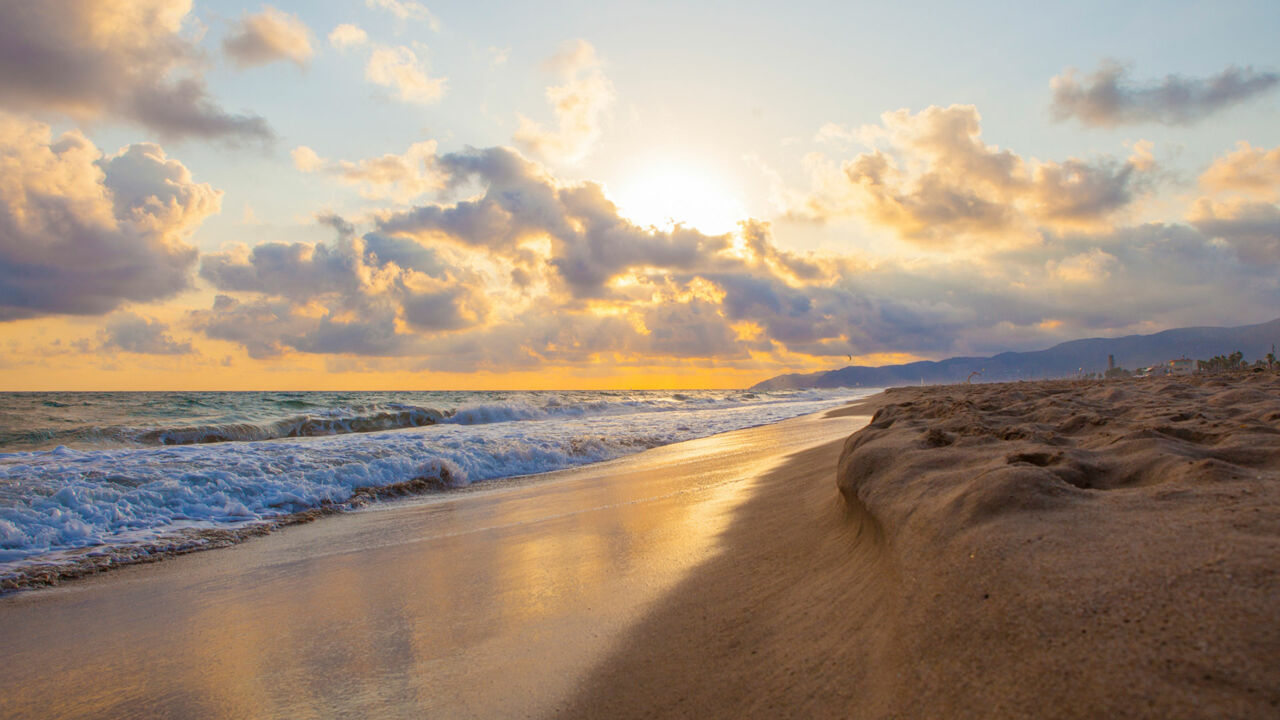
[0,388,872,584]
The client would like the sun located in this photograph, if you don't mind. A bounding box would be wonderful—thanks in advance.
[609,161,747,235]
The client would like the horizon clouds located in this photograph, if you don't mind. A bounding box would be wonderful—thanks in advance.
[0,1,1276,387]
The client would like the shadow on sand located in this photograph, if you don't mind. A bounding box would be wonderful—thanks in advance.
[554,429,896,718]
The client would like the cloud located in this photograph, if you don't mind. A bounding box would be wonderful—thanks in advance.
[1051,61,1280,127]
[292,140,443,202]
[101,312,193,354]
[195,130,1276,372]
[489,46,511,67]
[0,113,218,321]
[1189,198,1280,264]
[1186,142,1280,264]
[328,23,368,50]
[366,45,446,104]
[0,0,272,143]
[223,6,314,69]
[513,40,615,164]
[791,105,1145,243]
[366,0,440,31]
[378,146,732,298]
[1200,142,1280,200]
[1046,247,1119,283]
[196,216,489,357]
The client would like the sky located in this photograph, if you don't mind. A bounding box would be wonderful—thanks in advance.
[1,0,1279,390]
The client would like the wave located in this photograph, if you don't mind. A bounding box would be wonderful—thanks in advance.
[136,405,449,445]
[124,392,823,446]
[0,388,876,587]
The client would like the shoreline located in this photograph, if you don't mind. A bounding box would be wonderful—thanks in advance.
[0,404,872,719]
[562,372,1280,717]
[0,392,872,593]
[2,375,1276,717]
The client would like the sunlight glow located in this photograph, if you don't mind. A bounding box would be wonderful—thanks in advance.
[610,161,746,235]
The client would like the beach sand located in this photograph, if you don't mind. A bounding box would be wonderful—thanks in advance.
[2,374,1278,718]
[563,372,1280,718]
[0,406,870,719]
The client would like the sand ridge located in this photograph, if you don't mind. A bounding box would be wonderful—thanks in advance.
[564,373,1279,718]
[832,372,1280,717]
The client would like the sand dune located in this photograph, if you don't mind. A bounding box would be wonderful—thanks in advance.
[565,373,1280,718]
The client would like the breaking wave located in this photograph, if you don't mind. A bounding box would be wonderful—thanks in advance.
[0,387,875,588]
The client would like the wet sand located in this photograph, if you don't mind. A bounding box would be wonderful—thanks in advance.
[3,374,1278,719]
[0,406,871,719]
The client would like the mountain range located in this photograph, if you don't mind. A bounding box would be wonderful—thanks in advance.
[750,317,1280,391]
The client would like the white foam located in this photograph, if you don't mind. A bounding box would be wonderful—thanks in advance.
[0,389,873,576]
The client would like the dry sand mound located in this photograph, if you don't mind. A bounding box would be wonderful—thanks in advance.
[565,373,1279,718]
[836,372,1280,717]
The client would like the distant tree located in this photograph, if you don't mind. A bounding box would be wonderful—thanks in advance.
[1104,366,1131,379]
[1198,350,1248,372]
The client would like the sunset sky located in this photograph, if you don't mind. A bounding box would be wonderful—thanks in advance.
[2,0,1279,390]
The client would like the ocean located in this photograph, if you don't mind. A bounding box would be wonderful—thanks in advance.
[0,388,872,585]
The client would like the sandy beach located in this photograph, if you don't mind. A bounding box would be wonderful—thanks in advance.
[2,374,1278,718]
[0,404,871,719]
[566,373,1280,718]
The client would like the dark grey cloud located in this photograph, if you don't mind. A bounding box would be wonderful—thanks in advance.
[1051,61,1280,127]
[102,312,192,354]
[362,232,447,276]
[1031,158,1137,223]
[199,239,365,300]
[196,218,489,356]
[401,286,486,331]
[192,295,296,358]
[0,115,217,321]
[642,300,745,359]
[0,0,272,143]
[192,294,415,359]
[1190,200,1280,264]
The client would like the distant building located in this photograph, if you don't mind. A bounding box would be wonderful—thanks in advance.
[1108,354,1115,371]
[1136,365,1170,378]
[1169,357,1195,375]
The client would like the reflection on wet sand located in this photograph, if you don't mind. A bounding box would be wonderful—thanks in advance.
[0,410,866,719]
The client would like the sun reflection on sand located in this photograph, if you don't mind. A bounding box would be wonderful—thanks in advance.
[0,411,865,718]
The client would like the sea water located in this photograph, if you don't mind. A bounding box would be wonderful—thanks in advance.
[0,388,873,581]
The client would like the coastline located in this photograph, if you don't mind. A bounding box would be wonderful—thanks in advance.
[0,389,869,593]
[0,404,873,719]
[563,372,1280,717]
[2,375,1276,718]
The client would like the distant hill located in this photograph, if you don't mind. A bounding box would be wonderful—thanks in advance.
[750,317,1280,391]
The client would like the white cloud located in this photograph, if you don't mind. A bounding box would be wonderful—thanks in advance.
[365,0,441,31]
[366,45,447,105]
[292,141,444,202]
[1200,141,1280,201]
[790,105,1147,244]
[223,6,314,69]
[328,23,369,50]
[513,40,615,165]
